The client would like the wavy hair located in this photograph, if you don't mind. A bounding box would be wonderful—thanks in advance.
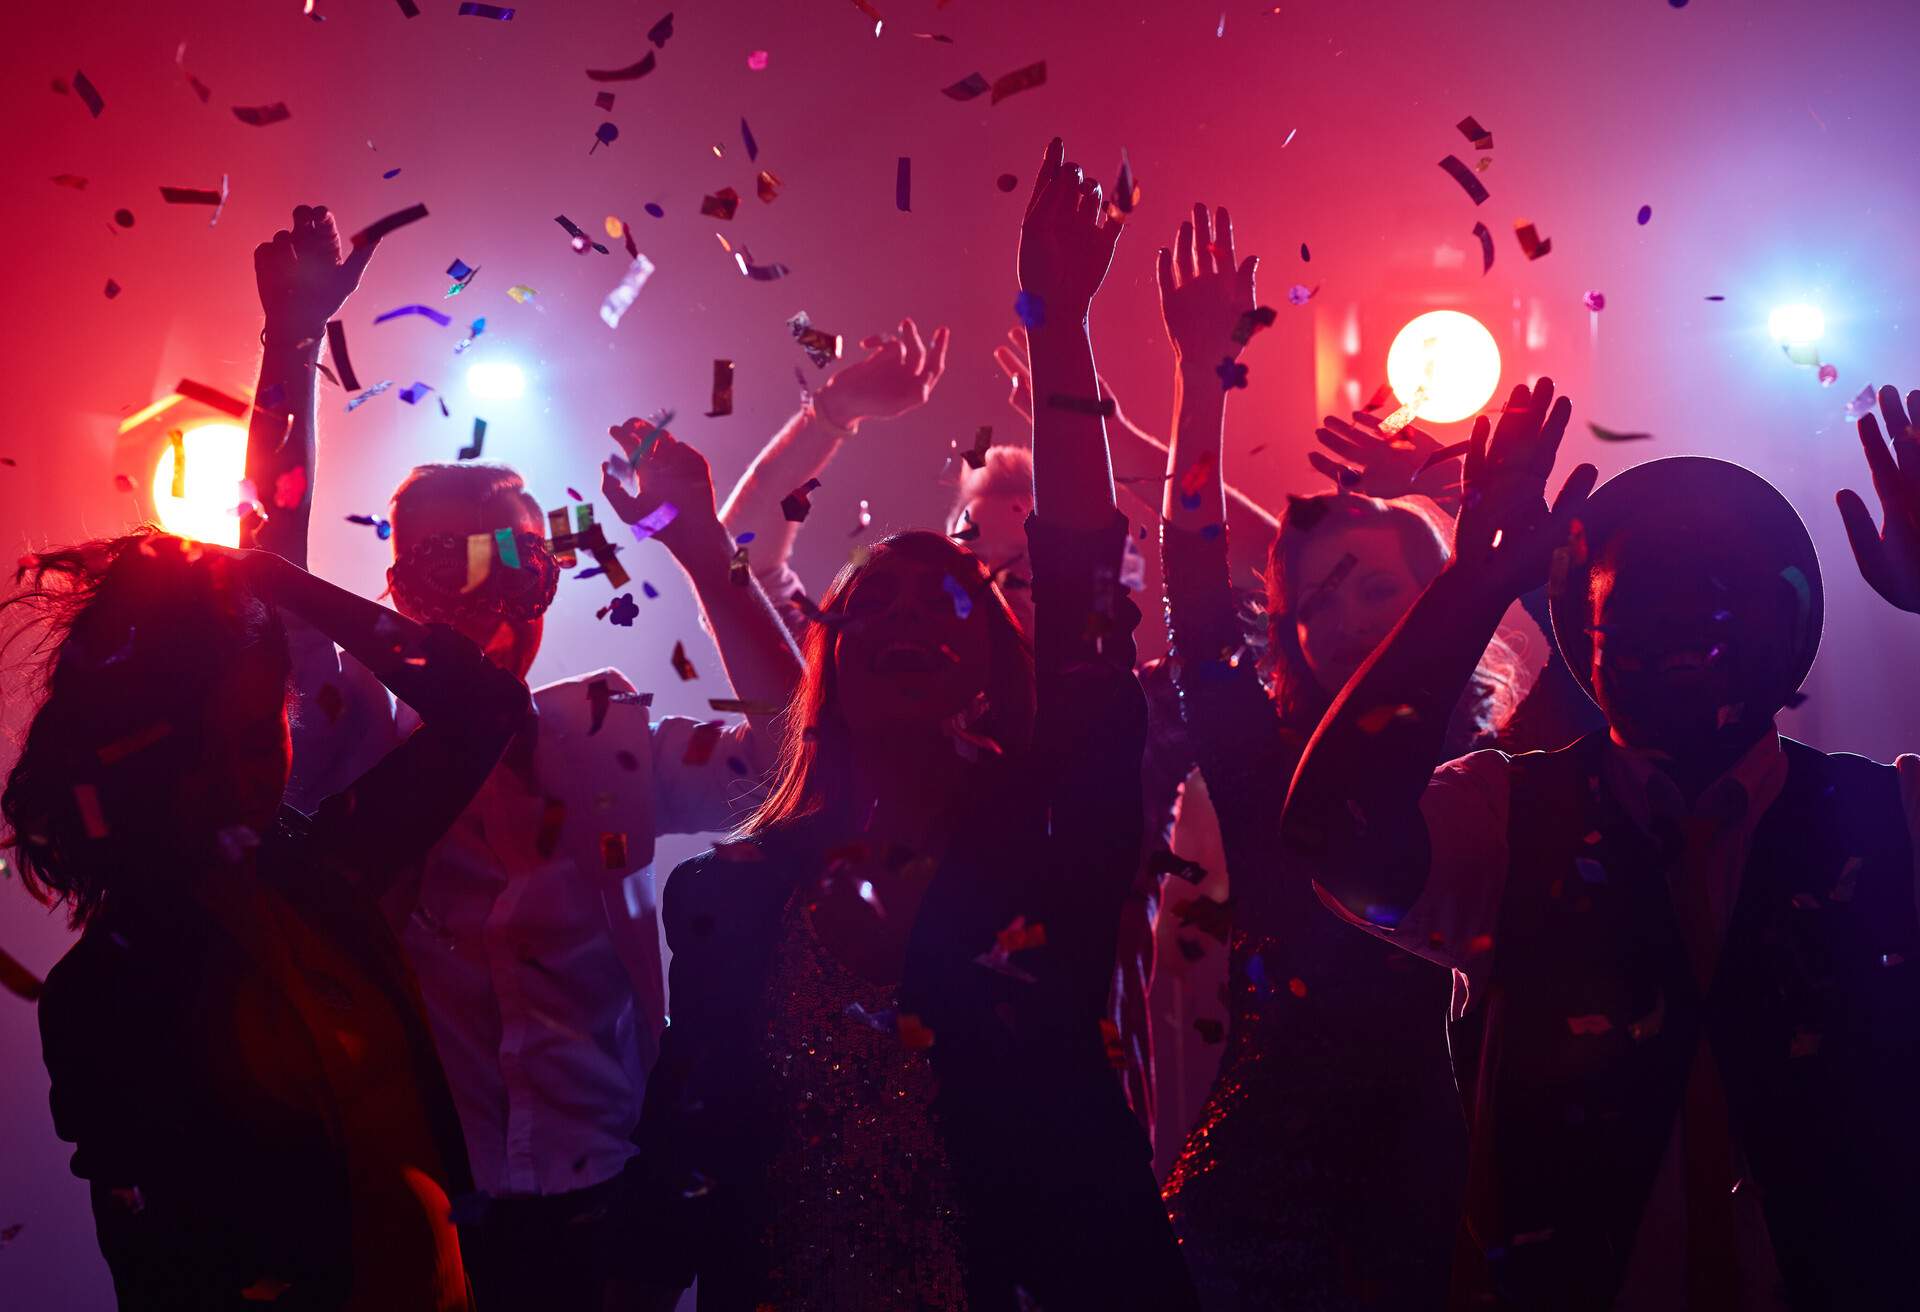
[1,529,290,926]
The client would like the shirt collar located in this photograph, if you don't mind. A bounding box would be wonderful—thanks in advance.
[1602,727,1788,835]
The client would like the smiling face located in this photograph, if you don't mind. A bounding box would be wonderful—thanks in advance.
[1291,523,1427,694]
[831,548,994,739]
[388,486,548,677]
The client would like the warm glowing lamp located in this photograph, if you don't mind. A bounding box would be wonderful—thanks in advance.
[152,421,249,546]
[1385,310,1503,425]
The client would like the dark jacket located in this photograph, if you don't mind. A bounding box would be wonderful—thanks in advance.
[1454,732,1920,1311]
[626,513,1199,1311]
[39,624,526,1310]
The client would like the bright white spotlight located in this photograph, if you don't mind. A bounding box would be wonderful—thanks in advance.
[467,360,526,401]
[1385,310,1502,425]
[152,421,249,547]
[1768,303,1825,347]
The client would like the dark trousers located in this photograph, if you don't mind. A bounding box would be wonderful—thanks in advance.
[456,1171,627,1312]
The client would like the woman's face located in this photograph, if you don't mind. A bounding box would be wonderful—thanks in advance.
[832,551,994,739]
[1292,523,1424,695]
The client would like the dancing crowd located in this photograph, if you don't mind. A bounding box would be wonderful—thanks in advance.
[7,137,1920,1311]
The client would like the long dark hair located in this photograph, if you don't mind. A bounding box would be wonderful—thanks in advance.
[741,531,1035,837]
[1,530,290,926]
[1265,492,1520,743]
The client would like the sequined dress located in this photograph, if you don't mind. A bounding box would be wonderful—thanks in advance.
[757,893,969,1310]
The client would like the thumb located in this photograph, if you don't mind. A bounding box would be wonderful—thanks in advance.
[1837,488,1889,589]
[1238,254,1259,299]
[1548,463,1600,535]
[341,235,376,285]
[602,461,639,520]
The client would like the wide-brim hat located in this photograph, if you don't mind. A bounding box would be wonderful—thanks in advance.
[1549,456,1823,705]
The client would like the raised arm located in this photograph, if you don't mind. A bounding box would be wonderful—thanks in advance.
[1837,384,1920,617]
[719,317,950,624]
[1280,380,1596,922]
[242,206,376,568]
[604,422,802,737]
[1018,137,1125,531]
[1159,203,1258,535]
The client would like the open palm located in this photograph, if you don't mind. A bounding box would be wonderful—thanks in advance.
[1837,385,1920,614]
[1157,203,1257,368]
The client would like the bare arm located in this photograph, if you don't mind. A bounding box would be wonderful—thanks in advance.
[1281,380,1595,921]
[719,318,950,585]
[1156,204,1257,533]
[1018,138,1125,532]
[605,422,802,734]
[241,206,376,568]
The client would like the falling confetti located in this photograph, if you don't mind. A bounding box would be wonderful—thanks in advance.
[1583,291,1606,312]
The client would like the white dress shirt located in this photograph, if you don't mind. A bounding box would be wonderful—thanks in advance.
[1319,731,1920,1310]
[286,619,764,1197]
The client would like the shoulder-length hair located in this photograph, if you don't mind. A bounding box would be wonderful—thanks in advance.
[1264,492,1521,744]
[741,530,1035,838]
[1,529,290,926]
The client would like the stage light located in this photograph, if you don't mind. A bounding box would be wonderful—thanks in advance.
[152,421,249,547]
[1767,303,1825,347]
[466,360,526,401]
[1385,311,1502,425]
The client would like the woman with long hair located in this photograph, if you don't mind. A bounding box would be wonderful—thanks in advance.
[613,139,1198,1311]
[7,531,528,1309]
[1151,203,1530,1308]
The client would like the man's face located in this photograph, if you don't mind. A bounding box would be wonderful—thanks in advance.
[1587,532,1798,757]
[388,488,547,677]
[959,490,1033,633]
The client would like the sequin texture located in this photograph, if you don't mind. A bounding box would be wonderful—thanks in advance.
[758,894,968,1309]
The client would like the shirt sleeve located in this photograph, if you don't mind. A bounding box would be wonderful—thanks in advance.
[1313,748,1513,997]
[1897,754,1920,926]
[754,558,811,646]
[649,715,763,836]
[282,613,401,814]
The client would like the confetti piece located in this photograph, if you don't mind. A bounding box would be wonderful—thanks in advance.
[1046,393,1116,418]
[1230,305,1277,345]
[996,173,1019,193]
[787,311,842,367]
[754,170,784,206]
[599,252,655,329]
[1513,221,1552,260]
[1472,221,1495,274]
[232,102,290,127]
[643,203,664,219]
[375,304,452,328]
[742,118,759,162]
[1705,294,1725,302]
[628,502,679,543]
[1636,204,1652,225]
[588,52,657,80]
[1456,115,1493,150]
[748,50,768,70]
[942,73,990,101]
[642,581,658,598]
[159,185,224,206]
[167,431,186,497]
[670,642,698,681]
[52,175,88,189]
[1438,155,1489,205]
[1818,363,1838,386]
[453,317,486,354]
[700,188,740,221]
[850,499,872,535]
[648,11,674,45]
[113,209,134,228]
[351,202,429,248]
[175,379,250,418]
[507,284,537,303]
[705,359,735,417]
[459,418,486,460]
[458,2,514,17]
[73,71,104,118]
[1014,290,1045,329]
[1588,422,1652,442]
[445,258,480,296]
[990,61,1047,104]
[606,593,638,626]
[591,122,620,153]
[913,32,954,42]
[395,0,420,14]
[345,381,394,412]
[104,279,121,299]
[962,425,993,469]
[1287,283,1318,305]
[735,247,790,280]
[942,573,973,619]
[1845,384,1876,419]
[600,833,629,868]
[896,157,911,212]
[781,478,821,522]
[1583,290,1606,312]
[1216,359,1249,390]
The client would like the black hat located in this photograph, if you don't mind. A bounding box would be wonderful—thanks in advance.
[1549,457,1823,705]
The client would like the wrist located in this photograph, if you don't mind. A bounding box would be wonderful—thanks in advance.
[261,321,324,360]
[1437,556,1523,614]
[662,516,733,572]
[808,389,860,437]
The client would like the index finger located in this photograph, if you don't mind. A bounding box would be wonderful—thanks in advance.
[922,326,950,383]
[1025,137,1064,218]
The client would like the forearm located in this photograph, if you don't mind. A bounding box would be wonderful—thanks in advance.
[1027,320,1116,531]
[243,336,322,567]
[669,522,804,728]
[1162,361,1228,532]
[718,406,848,582]
[1281,565,1510,910]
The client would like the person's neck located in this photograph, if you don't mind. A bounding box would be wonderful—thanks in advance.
[845,728,971,850]
[1639,718,1774,806]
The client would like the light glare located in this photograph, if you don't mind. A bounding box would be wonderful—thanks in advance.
[1385,310,1503,425]
[152,422,249,547]
[467,361,526,401]
[1768,304,1825,347]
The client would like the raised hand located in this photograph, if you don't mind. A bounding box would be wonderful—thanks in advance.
[604,420,721,556]
[253,205,374,340]
[814,317,950,432]
[1311,412,1464,511]
[1017,137,1123,322]
[1451,378,1596,601]
[1157,203,1258,370]
[1837,384,1920,614]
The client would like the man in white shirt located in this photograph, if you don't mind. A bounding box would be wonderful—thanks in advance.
[1281,379,1920,1310]
[241,206,803,1309]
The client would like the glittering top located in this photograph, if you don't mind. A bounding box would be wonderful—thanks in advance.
[758,893,968,1310]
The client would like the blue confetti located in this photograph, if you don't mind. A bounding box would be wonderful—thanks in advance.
[1013,290,1045,329]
